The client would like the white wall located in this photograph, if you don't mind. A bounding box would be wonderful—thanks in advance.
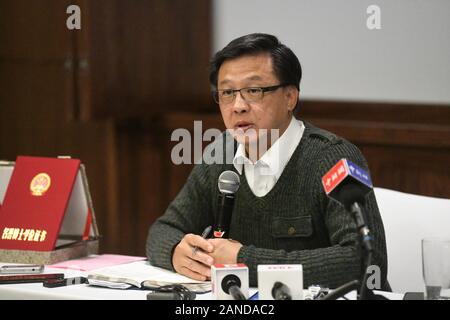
[212,0,450,104]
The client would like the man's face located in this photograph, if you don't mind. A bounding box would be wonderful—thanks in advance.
[217,53,298,148]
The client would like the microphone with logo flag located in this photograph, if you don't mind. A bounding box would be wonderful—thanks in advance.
[322,158,373,252]
[321,159,387,300]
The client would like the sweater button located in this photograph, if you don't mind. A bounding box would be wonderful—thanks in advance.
[287,227,296,236]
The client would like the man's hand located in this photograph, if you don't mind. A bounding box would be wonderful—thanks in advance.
[172,233,215,281]
[207,238,243,264]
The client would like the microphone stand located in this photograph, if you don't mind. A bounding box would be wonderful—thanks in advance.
[320,202,388,300]
[350,202,388,300]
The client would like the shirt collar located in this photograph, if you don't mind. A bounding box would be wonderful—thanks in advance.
[232,143,248,175]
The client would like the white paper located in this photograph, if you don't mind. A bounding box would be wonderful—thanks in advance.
[87,260,210,290]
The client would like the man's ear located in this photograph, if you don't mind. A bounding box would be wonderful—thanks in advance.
[285,86,299,112]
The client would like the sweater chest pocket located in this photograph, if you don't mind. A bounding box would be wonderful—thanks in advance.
[271,216,313,239]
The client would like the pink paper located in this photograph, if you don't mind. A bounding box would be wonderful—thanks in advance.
[49,254,147,271]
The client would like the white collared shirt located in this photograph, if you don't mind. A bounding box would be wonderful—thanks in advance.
[232,117,305,197]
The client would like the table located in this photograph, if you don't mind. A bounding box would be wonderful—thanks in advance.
[0,264,403,300]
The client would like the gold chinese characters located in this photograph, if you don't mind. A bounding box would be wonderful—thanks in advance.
[1,227,47,242]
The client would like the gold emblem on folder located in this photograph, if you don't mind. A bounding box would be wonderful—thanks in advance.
[30,173,51,196]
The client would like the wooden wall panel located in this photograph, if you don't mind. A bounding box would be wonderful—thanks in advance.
[0,0,73,60]
[360,146,450,198]
[113,119,172,255]
[297,100,450,126]
[82,0,212,120]
[56,121,120,254]
[298,100,450,198]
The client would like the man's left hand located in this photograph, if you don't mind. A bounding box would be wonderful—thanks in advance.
[207,238,243,264]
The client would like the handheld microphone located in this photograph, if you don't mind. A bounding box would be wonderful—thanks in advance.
[211,264,249,300]
[258,264,303,300]
[321,158,373,252]
[214,171,240,239]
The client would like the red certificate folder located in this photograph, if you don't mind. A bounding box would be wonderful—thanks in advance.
[0,156,91,252]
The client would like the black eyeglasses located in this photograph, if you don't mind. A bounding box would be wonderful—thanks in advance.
[212,84,288,104]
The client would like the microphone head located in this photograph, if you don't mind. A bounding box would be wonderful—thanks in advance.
[322,158,373,209]
[218,171,240,194]
[271,281,292,300]
[221,274,241,294]
[336,183,367,210]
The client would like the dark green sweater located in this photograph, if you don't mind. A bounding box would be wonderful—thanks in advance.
[147,121,389,290]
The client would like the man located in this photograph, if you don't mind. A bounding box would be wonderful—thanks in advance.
[147,33,389,290]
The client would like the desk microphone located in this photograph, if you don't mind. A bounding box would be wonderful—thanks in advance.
[214,171,240,239]
[211,264,249,300]
[257,264,303,300]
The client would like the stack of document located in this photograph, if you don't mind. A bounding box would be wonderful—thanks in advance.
[87,260,211,292]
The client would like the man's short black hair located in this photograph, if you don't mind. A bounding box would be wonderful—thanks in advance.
[209,33,302,92]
